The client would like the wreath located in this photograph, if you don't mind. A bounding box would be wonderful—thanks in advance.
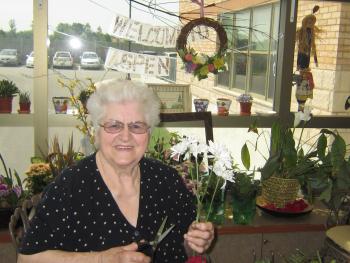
[176,17,228,81]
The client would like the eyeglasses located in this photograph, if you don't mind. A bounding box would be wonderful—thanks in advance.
[99,120,150,134]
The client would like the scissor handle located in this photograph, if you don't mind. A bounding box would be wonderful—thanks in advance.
[137,240,154,258]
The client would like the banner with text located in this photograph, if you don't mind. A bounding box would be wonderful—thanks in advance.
[104,47,170,76]
[109,15,209,48]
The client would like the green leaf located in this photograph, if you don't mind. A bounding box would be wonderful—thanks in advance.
[282,129,297,169]
[331,135,346,173]
[319,182,333,202]
[260,154,280,181]
[31,156,46,163]
[271,122,282,154]
[316,133,327,159]
[241,143,250,171]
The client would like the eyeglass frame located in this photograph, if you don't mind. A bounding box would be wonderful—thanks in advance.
[99,120,150,134]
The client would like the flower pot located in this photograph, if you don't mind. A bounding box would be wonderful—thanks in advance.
[18,102,31,114]
[216,98,231,116]
[239,102,252,116]
[261,176,300,208]
[52,97,69,114]
[193,98,209,112]
[0,97,13,113]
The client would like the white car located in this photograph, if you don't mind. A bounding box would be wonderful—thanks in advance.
[52,51,74,69]
[80,51,101,69]
[0,49,20,66]
[26,51,34,68]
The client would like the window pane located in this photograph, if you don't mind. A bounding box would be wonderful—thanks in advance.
[234,12,250,51]
[268,3,280,100]
[251,6,272,51]
[232,53,247,90]
[250,54,267,95]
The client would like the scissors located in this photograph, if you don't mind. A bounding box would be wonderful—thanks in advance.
[137,216,175,260]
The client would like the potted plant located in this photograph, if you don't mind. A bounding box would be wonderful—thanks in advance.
[236,94,253,115]
[52,97,69,114]
[0,153,25,228]
[78,89,94,113]
[242,109,319,210]
[18,91,31,114]
[0,79,20,113]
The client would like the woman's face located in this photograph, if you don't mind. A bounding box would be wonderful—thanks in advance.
[97,101,150,169]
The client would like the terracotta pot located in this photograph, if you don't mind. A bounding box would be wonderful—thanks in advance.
[239,102,252,116]
[0,97,13,113]
[18,102,31,114]
[216,98,231,116]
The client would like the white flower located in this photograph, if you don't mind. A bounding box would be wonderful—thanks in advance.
[294,106,312,127]
[208,141,232,169]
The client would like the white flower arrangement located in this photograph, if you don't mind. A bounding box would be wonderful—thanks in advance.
[170,136,235,222]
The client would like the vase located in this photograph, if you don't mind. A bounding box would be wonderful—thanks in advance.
[193,99,209,112]
[216,98,231,116]
[261,176,300,208]
[52,96,69,114]
[239,102,252,116]
[202,189,226,226]
[0,97,13,113]
[231,193,256,225]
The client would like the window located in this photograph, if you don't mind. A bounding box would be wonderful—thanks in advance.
[218,3,280,101]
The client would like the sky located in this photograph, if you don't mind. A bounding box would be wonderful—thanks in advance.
[0,0,180,33]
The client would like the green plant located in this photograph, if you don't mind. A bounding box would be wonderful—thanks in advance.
[58,78,96,149]
[0,79,20,98]
[19,91,31,104]
[242,110,319,186]
[0,153,25,207]
[145,128,181,164]
[312,129,350,225]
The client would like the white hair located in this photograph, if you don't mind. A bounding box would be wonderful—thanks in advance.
[87,78,161,135]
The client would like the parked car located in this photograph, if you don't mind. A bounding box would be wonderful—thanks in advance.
[0,49,20,66]
[52,51,74,69]
[26,51,34,68]
[80,51,101,70]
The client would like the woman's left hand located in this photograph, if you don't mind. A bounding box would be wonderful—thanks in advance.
[184,221,215,254]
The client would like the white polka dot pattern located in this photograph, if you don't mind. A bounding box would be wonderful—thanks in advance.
[19,153,196,262]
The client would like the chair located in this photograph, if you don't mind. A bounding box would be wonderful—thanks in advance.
[8,207,25,255]
[159,112,214,143]
[322,195,350,262]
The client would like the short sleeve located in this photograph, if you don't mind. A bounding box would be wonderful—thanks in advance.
[19,174,72,254]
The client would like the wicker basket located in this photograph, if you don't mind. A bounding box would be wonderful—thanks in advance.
[261,176,300,208]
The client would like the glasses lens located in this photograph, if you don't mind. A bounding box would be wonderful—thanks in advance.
[103,121,123,133]
[128,122,149,134]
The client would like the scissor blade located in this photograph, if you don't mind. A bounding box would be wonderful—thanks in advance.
[155,216,168,242]
[155,224,175,245]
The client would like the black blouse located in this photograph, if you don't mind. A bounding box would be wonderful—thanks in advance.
[19,153,196,262]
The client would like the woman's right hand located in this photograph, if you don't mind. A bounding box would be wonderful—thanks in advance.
[99,242,150,263]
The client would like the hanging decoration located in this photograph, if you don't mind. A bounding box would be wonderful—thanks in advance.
[294,5,321,112]
[176,17,228,81]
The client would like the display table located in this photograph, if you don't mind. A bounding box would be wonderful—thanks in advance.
[0,206,329,263]
[210,206,329,263]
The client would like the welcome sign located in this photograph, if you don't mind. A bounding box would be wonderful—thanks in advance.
[104,47,170,76]
[109,15,209,48]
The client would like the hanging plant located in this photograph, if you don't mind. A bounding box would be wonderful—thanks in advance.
[176,17,228,81]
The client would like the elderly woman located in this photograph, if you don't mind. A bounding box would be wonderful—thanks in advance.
[18,79,214,263]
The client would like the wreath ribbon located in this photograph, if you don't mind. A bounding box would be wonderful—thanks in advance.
[191,0,205,17]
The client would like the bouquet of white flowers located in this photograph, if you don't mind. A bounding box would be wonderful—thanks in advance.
[171,136,235,222]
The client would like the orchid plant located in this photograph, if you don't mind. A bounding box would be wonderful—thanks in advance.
[170,136,235,222]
